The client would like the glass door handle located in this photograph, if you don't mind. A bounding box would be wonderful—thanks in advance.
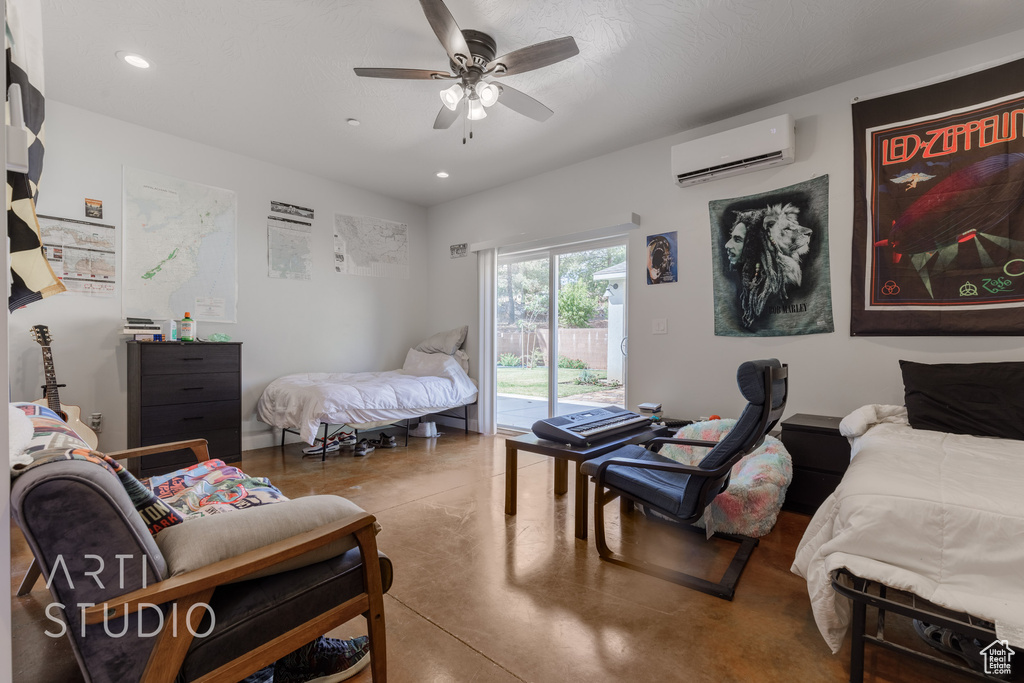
[620,337,628,356]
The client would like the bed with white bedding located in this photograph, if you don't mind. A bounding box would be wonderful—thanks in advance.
[791,404,1024,657]
[257,348,478,445]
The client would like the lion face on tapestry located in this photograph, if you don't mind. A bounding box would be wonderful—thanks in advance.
[730,203,814,328]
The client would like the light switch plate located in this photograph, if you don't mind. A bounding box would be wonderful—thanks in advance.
[652,318,667,335]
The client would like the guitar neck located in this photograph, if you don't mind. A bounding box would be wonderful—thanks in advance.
[40,346,62,413]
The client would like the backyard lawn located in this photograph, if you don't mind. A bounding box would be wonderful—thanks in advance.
[496,367,615,398]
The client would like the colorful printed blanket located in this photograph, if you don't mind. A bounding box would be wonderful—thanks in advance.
[11,402,288,533]
[10,403,185,535]
[659,418,793,538]
[146,459,288,518]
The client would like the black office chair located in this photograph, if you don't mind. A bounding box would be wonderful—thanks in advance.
[580,359,788,600]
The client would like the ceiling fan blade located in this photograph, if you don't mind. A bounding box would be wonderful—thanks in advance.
[486,36,579,76]
[353,67,454,80]
[433,103,461,130]
[494,83,554,122]
[419,0,472,70]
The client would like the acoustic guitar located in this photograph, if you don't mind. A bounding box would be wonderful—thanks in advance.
[30,324,99,449]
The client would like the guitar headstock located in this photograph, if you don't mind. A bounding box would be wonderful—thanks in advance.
[30,324,52,347]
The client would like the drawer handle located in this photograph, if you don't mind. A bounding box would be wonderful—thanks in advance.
[182,357,204,361]
[183,416,204,421]
[182,387,203,391]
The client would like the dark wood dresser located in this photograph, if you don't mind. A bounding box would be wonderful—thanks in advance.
[127,341,242,477]
[780,413,851,515]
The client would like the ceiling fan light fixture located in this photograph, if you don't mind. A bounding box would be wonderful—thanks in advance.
[477,82,499,107]
[440,83,465,111]
[467,98,487,120]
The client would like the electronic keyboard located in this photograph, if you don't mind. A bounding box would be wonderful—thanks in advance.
[531,406,651,447]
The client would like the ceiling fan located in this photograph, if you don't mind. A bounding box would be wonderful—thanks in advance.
[354,0,579,137]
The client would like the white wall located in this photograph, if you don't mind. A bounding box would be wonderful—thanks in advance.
[425,31,1024,423]
[8,101,430,451]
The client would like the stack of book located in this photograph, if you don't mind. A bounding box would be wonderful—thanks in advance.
[122,317,164,341]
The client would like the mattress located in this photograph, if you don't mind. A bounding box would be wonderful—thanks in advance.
[257,351,478,443]
[791,407,1024,652]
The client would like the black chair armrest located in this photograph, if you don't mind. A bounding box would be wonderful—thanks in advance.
[594,455,733,486]
[644,437,718,452]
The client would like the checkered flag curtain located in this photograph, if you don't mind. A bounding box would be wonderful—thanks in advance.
[6,0,64,311]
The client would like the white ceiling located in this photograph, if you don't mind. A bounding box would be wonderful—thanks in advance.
[40,0,1024,208]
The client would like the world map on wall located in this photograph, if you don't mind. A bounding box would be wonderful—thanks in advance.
[123,167,238,322]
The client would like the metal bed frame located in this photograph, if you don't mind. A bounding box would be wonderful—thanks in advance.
[830,568,1017,682]
[280,403,473,461]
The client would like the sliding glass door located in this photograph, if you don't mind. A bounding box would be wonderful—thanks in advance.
[496,239,627,430]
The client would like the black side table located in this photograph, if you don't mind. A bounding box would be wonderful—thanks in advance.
[780,414,851,515]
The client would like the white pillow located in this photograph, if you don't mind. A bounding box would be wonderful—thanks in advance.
[414,325,468,355]
[454,349,470,374]
[9,404,34,470]
[403,348,460,377]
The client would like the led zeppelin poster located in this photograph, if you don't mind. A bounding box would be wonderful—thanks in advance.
[851,58,1024,335]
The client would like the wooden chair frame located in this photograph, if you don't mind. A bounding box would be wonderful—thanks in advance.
[18,439,388,683]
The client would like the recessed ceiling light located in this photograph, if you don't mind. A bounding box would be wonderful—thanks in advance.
[346,118,360,126]
[436,171,449,178]
[116,51,150,69]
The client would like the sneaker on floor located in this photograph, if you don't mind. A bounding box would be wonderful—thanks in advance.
[353,438,376,457]
[273,635,371,683]
[302,432,355,455]
[409,422,432,437]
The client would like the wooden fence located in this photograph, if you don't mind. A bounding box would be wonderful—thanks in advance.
[496,326,608,369]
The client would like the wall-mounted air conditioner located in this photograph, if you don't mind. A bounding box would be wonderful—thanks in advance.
[671,114,795,187]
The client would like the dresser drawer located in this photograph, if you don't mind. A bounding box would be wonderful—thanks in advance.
[140,372,240,406]
[138,428,241,477]
[781,430,851,474]
[140,344,240,375]
[784,469,844,515]
[140,401,241,438]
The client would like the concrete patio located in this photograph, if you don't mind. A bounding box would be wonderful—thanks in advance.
[497,391,624,431]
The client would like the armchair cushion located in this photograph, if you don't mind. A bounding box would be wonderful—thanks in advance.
[156,494,381,581]
[179,547,394,681]
[581,445,698,518]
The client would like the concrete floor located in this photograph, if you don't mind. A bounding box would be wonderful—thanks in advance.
[10,432,975,682]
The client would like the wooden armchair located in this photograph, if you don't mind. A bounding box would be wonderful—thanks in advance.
[11,438,390,683]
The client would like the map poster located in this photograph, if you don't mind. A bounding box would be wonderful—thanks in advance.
[852,57,1024,335]
[38,214,116,296]
[123,168,238,323]
[333,213,409,279]
[268,214,313,280]
[709,176,834,337]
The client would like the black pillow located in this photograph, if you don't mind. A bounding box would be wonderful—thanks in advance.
[899,360,1024,441]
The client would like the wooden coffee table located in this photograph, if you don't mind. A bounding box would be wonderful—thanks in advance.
[504,426,666,540]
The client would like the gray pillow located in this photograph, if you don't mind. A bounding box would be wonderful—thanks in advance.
[156,495,379,581]
[415,325,468,355]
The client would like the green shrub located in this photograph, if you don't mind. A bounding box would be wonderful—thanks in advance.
[528,347,546,368]
[574,369,599,385]
[558,356,589,369]
[498,353,521,367]
[557,281,598,328]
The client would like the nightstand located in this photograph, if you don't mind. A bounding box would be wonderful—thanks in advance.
[780,413,850,515]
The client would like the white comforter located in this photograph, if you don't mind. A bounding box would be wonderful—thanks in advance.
[791,406,1024,652]
[257,350,478,443]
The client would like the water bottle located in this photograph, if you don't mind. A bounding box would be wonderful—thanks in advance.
[180,312,196,342]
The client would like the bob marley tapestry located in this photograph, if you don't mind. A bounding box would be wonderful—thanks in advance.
[709,175,834,337]
[851,57,1024,335]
